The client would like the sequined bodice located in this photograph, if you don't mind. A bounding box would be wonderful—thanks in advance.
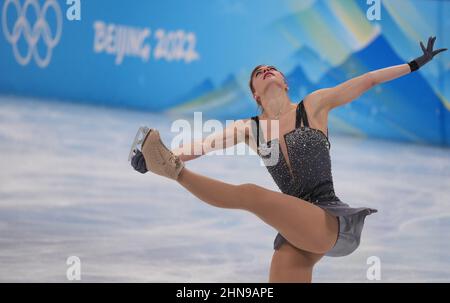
[251,100,340,204]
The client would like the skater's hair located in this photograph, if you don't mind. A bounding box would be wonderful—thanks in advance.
[249,64,288,113]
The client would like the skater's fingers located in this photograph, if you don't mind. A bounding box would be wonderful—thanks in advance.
[133,149,143,160]
[136,153,145,166]
[426,37,433,51]
[131,153,145,171]
[131,153,140,168]
[430,36,436,50]
[432,48,447,56]
[139,167,147,174]
[420,41,426,53]
[137,155,147,172]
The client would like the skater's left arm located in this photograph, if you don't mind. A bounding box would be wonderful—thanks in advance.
[309,64,409,112]
[309,36,447,112]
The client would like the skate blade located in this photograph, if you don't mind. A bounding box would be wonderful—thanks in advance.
[128,126,151,162]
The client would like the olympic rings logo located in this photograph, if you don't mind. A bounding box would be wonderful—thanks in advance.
[2,0,63,68]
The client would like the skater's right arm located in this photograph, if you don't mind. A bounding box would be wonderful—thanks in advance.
[171,118,257,161]
[130,119,256,173]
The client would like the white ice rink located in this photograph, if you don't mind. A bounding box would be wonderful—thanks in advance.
[0,96,449,282]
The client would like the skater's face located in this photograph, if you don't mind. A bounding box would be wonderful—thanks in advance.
[249,65,288,105]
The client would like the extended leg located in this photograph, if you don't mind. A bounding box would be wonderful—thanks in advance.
[177,168,339,254]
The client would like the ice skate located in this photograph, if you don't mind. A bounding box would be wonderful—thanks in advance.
[129,127,184,180]
[128,126,150,162]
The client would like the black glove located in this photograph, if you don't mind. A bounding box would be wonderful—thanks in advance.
[408,36,447,72]
[131,149,148,174]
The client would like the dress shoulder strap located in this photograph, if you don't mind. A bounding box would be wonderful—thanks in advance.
[295,99,310,128]
[250,116,260,149]
[296,99,330,143]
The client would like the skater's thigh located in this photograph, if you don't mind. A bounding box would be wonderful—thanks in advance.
[239,183,338,254]
[275,241,325,267]
[269,241,325,282]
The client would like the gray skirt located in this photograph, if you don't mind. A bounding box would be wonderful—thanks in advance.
[273,199,378,257]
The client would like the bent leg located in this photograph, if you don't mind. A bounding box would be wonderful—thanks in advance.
[177,168,338,254]
[269,241,325,283]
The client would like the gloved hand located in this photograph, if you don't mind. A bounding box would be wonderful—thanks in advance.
[408,36,447,72]
[131,149,148,174]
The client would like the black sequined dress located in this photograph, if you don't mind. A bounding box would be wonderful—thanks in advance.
[251,99,377,257]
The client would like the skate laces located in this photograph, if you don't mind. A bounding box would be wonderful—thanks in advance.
[159,139,179,166]
[155,134,182,167]
[168,153,180,166]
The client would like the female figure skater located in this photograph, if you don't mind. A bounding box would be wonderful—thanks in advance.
[130,36,446,282]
